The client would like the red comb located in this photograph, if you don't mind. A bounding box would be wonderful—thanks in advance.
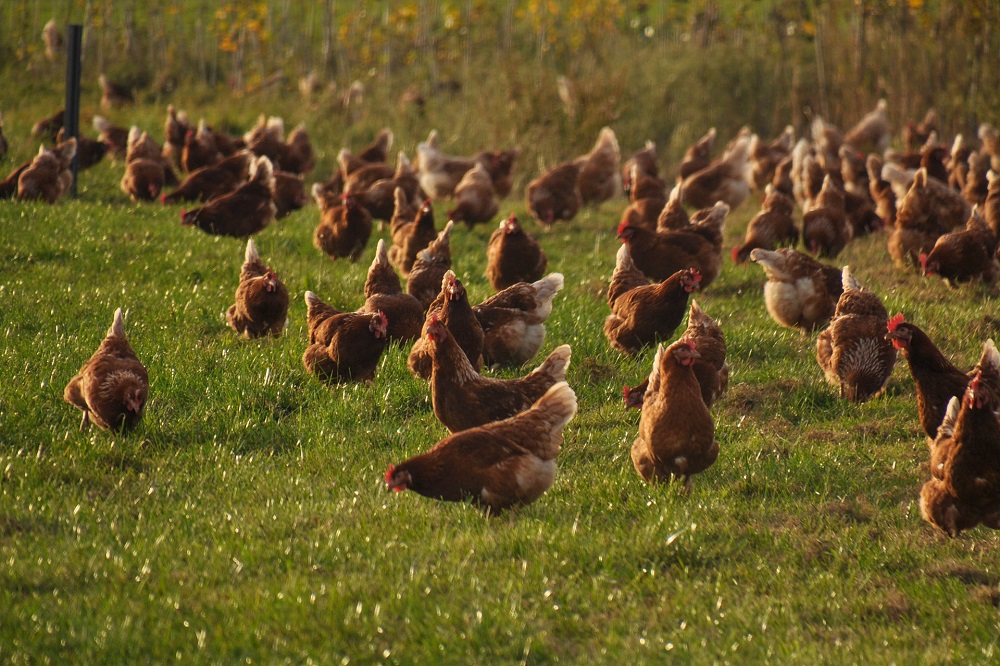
[622,385,630,400]
[384,465,395,483]
[731,246,741,263]
[615,218,630,236]
[887,313,904,333]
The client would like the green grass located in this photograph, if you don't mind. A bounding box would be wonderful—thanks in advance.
[2,138,1000,664]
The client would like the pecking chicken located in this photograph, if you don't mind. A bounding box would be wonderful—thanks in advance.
[162,150,250,205]
[182,155,276,237]
[408,271,485,379]
[630,339,719,491]
[359,239,424,344]
[525,160,582,227]
[486,213,548,291]
[749,247,843,332]
[604,244,701,355]
[302,291,388,384]
[422,315,571,433]
[226,238,289,339]
[802,173,852,258]
[575,126,621,205]
[389,196,437,276]
[385,381,577,513]
[474,273,564,367]
[816,267,896,403]
[678,127,717,180]
[919,206,999,285]
[17,139,76,203]
[64,308,148,433]
[447,161,499,227]
[732,184,798,264]
[312,189,373,261]
[885,313,971,441]
[680,131,752,210]
[406,221,454,310]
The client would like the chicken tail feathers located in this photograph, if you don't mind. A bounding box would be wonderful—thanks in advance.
[530,381,578,433]
[532,344,571,382]
[531,273,564,320]
[245,238,259,264]
[108,308,126,338]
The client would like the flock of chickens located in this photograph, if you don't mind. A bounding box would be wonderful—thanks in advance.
[3,88,1000,533]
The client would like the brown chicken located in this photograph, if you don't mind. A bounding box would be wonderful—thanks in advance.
[750,248,843,332]
[890,168,972,268]
[866,154,896,228]
[474,273,564,367]
[810,116,844,173]
[981,171,999,240]
[680,132,752,210]
[64,308,148,433]
[312,189,373,261]
[414,129,517,200]
[272,170,307,219]
[816,267,896,403]
[408,271,485,379]
[359,239,424,344]
[525,160,582,227]
[302,291,388,384]
[182,155,276,237]
[843,99,890,154]
[617,202,727,287]
[920,340,1000,536]
[276,123,315,174]
[423,315,571,433]
[619,163,668,231]
[31,108,64,142]
[575,126,621,205]
[802,174,852,258]
[656,184,690,231]
[447,161,499,227]
[732,184,798,264]
[352,152,424,222]
[90,116,129,161]
[343,160,396,196]
[947,135,972,193]
[919,207,999,284]
[17,139,76,203]
[162,104,192,170]
[406,221,454,310]
[748,126,795,191]
[962,150,991,208]
[605,244,701,355]
[885,313,972,441]
[903,108,937,150]
[0,160,30,200]
[678,127,716,180]
[226,239,289,339]
[357,128,394,164]
[389,196,437,276]
[631,339,719,491]
[622,140,660,189]
[181,121,221,173]
[162,150,250,205]
[486,213,548,290]
[121,131,166,203]
[56,128,108,170]
[385,381,577,513]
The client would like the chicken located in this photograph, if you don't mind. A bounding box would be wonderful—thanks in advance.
[389,196,437,276]
[890,168,973,268]
[343,159,396,196]
[617,202,727,287]
[815,267,896,403]
[181,121,221,173]
[447,161,499,227]
[838,145,869,199]
[272,170,307,219]
[0,160,30,200]
[656,184,690,231]
[42,19,62,61]
[903,108,937,150]
[474,273,564,367]
[631,339,719,491]
[311,188,373,261]
[406,221,454,310]
[748,126,795,191]
[947,135,973,193]
[885,314,972,441]
[278,123,315,174]
[352,152,424,222]
[810,116,843,172]
[622,140,660,189]
[181,155,276,237]
[919,207,999,285]
[843,99,890,154]
[771,154,795,198]
[866,154,896,228]
[162,104,191,170]
[63,308,148,433]
[162,150,250,204]
[486,213,548,290]
[385,381,577,513]
[31,108,64,142]
[920,340,1000,536]
[414,129,518,199]
[979,123,1000,172]
[99,74,134,109]
[358,128,394,164]
[985,171,1000,239]
[226,239,289,339]
[802,173,852,258]
[56,128,108,170]
[680,132,752,210]
[17,139,76,203]
[750,248,843,332]
[121,128,166,202]
[678,127,716,180]
[422,315,571,433]
[525,160,582,227]
[619,164,668,231]
[302,291,388,384]
[962,149,991,207]
[574,126,621,205]
[408,271,485,379]
[359,239,424,344]
[918,133,950,185]
[475,149,519,199]
[732,184,798,264]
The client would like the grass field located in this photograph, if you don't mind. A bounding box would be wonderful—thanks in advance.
[2,127,1000,663]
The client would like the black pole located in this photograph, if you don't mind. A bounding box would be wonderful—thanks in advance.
[64,24,83,197]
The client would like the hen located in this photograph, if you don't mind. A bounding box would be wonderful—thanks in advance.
[575,126,621,205]
[525,160,582,227]
[631,339,719,491]
[414,129,518,200]
[802,174,852,258]
[446,161,499,227]
[225,239,288,339]
[385,381,577,513]
[903,108,937,150]
[312,189,373,262]
[816,267,896,403]
[865,154,896,228]
[732,184,798,264]
[302,291,388,384]
[919,206,999,284]
[622,140,660,188]
[389,196,437,276]
[272,170,308,219]
[604,244,700,355]
[749,248,843,332]
[885,314,971,441]
[31,108,64,143]
[985,171,999,239]
[619,163,668,231]
[423,315,571,433]
[359,239,424,344]
[56,128,108,170]
[0,160,30,200]
[352,152,424,223]
[889,168,971,268]
[656,184,690,232]
[748,126,795,191]
[162,150,250,204]
[408,271,484,379]
[486,213,548,290]
[843,99,890,154]
[182,155,276,237]
[678,127,717,180]
[121,128,166,202]
[474,273,564,367]
[406,221,455,310]
[64,308,148,433]
[17,139,76,203]
[180,121,221,173]
[680,132,751,210]
[162,104,192,170]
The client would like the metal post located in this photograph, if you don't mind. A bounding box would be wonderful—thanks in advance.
[64,24,83,197]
